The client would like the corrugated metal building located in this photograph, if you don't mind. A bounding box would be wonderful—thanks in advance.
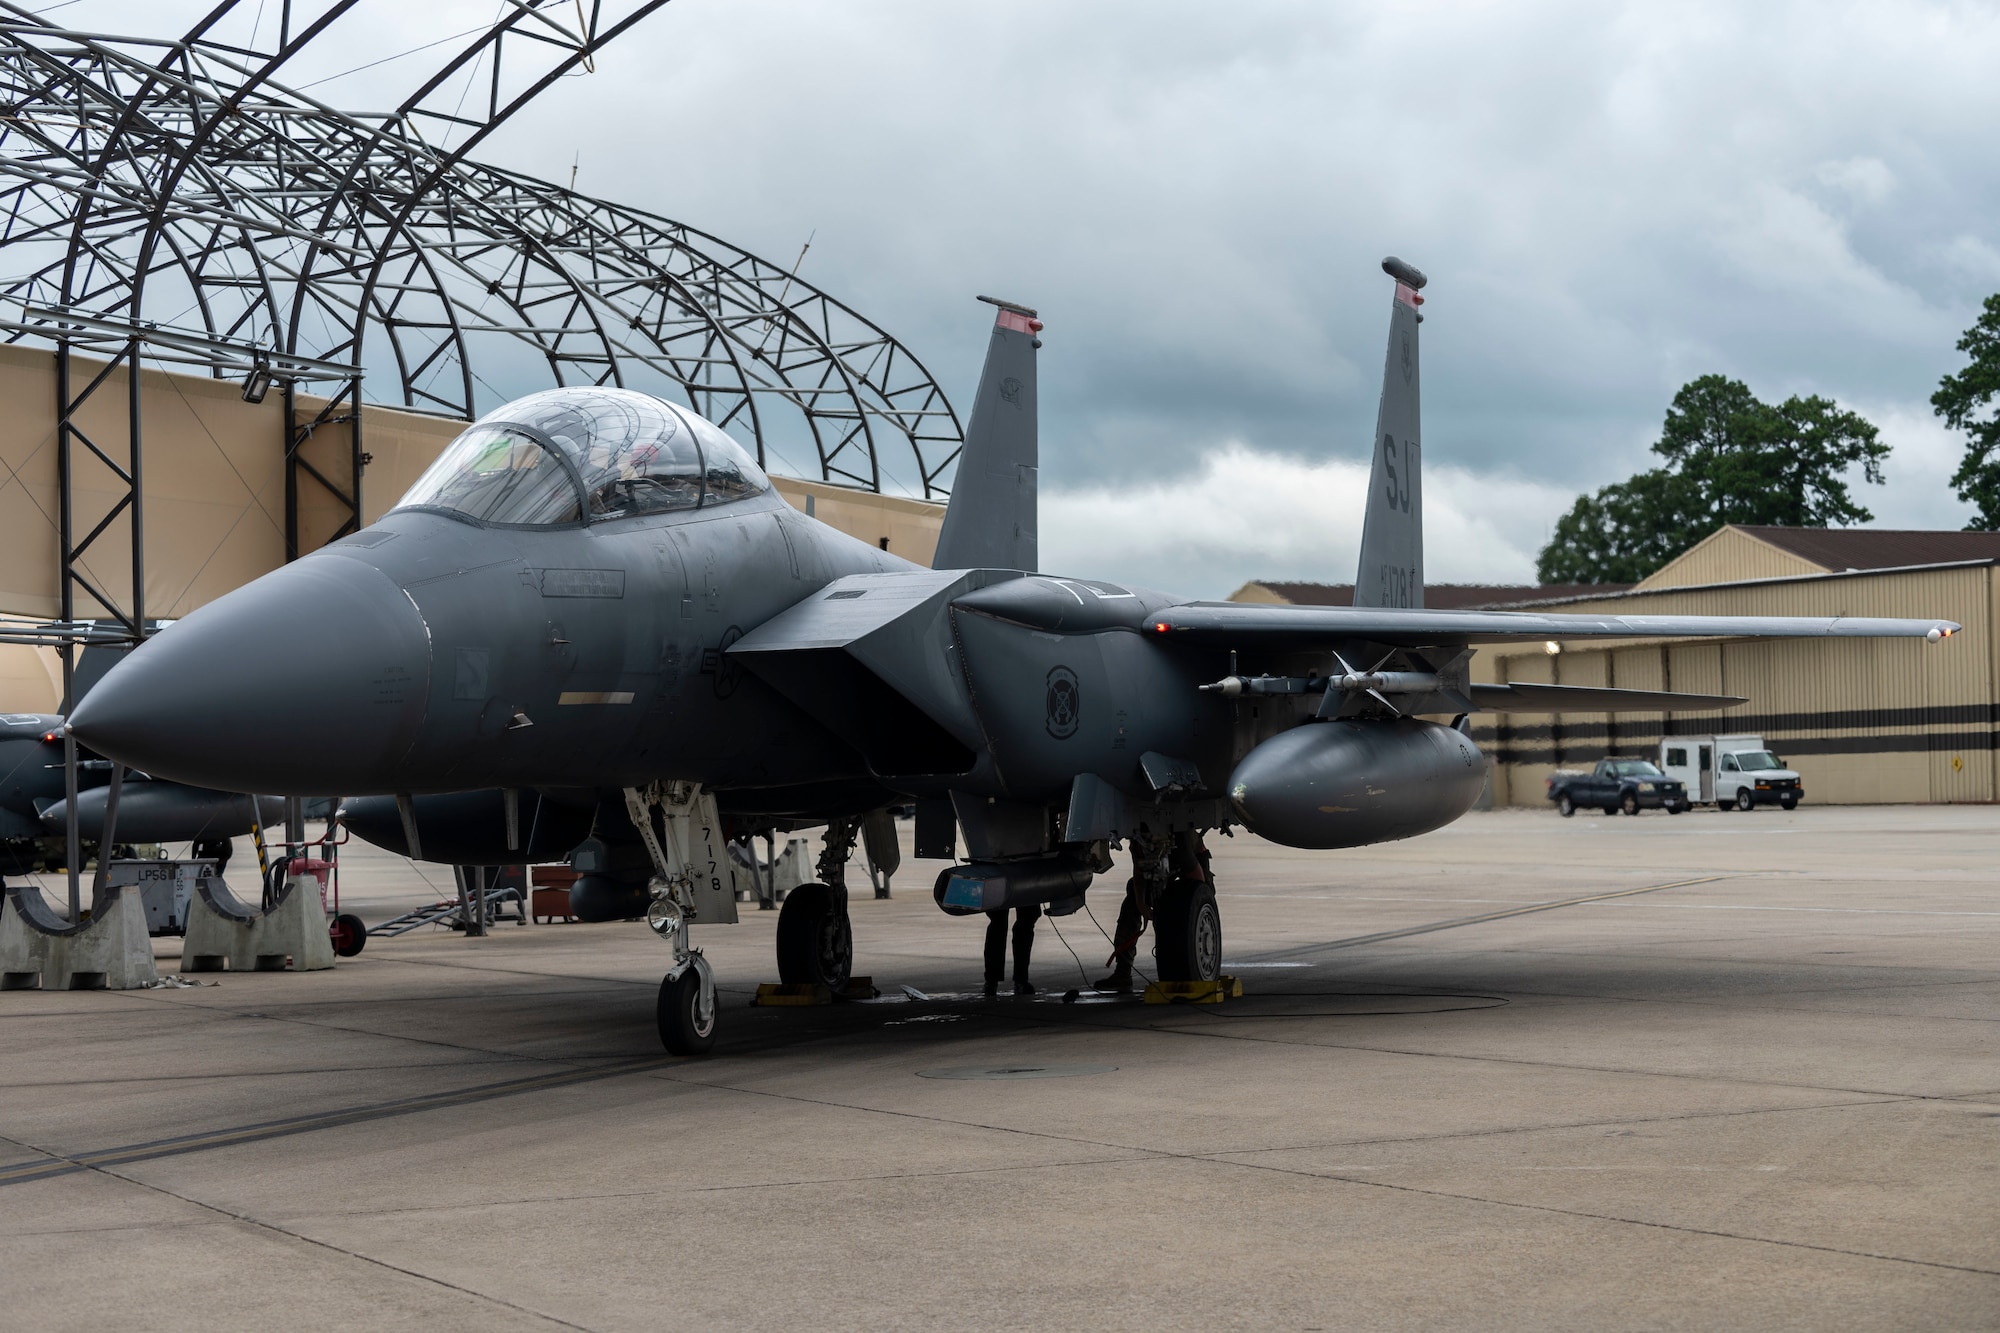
[1229,526,2000,806]
[1227,581,1633,608]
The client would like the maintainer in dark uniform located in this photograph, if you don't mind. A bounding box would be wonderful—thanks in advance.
[984,904,1041,997]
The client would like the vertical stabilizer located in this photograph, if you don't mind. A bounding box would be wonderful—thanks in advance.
[933,296,1041,571]
[1354,257,1425,608]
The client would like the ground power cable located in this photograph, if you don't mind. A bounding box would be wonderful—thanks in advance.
[1042,913,1096,993]
[1082,899,1154,987]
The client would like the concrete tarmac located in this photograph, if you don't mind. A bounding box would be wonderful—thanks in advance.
[2,804,1997,1330]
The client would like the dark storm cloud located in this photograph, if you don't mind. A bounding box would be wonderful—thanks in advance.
[489,1,2000,501]
[65,1,2000,586]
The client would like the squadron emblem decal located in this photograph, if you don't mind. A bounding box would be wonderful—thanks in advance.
[1045,666,1080,739]
[999,375,1024,406]
[701,625,746,699]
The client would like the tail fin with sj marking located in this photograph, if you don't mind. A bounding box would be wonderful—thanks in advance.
[933,296,1041,572]
[1354,257,1425,608]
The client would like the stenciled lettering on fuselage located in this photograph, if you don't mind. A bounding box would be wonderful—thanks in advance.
[539,568,626,598]
[1380,434,1417,515]
[1376,564,1419,608]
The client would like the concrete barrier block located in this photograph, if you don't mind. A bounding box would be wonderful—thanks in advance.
[771,837,815,895]
[0,883,159,990]
[182,874,334,973]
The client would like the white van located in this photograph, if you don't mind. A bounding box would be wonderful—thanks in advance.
[1659,734,1803,811]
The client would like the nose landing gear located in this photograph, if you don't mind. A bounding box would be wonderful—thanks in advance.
[625,783,722,1056]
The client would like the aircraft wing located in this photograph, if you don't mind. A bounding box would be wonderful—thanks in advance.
[1469,682,1743,713]
[1148,603,1960,646]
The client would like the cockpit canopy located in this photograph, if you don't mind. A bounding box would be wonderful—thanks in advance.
[395,387,770,526]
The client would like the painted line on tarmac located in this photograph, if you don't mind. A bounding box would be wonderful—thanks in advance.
[1587,902,2000,917]
[1248,875,1730,962]
[0,1058,671,1188]
[1238,895,2000,919]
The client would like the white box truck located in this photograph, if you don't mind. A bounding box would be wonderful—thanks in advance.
[1658,734,1803,811]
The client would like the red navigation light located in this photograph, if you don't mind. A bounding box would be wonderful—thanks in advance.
[1154,621,1169,633]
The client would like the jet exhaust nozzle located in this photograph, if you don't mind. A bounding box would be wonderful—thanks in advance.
[1229,719,1487,850]
[933,855,1094,917]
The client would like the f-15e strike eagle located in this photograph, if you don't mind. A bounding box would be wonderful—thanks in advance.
[69,259,1958,1053]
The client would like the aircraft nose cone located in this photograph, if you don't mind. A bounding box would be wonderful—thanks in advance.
[69,556,431,794]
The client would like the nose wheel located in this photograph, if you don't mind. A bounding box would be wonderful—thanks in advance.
[658,955,717,1055]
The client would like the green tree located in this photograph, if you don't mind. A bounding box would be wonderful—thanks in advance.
[1933,294,2000,529]
[1536,374,1889,584]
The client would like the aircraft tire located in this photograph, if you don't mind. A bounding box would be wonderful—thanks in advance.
[775,882,852,991]
[658,968,717,1056]
[330,913,368,957]
[1154,879,1221,983]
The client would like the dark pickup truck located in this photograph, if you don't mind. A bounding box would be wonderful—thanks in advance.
[1547,758,1690,816]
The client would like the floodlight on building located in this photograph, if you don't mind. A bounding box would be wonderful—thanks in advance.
[241,358,272,405]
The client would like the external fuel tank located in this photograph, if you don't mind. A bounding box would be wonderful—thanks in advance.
[1228,718,1487,850]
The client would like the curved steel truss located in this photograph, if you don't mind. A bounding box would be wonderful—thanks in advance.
[0,3,964,506]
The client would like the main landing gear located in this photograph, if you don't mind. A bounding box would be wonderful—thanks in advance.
[776,817,857,991]
[1153,831,1221,983]
[1099,829,1221,989]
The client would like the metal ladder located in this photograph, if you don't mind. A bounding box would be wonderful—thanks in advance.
[367,886,526,938]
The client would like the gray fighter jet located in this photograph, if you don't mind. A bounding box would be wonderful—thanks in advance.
[68,262,1959,1054]
[0,713,269,875]
[0,641,290,881]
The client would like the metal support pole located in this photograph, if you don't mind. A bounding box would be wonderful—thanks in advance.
[455,865,487,937]
[56,343,79,923]
[325,792,340,913]
[61,645,80,924]
[284,795,304,856]
[760,830,777,910]
[283,378,298,562]
[89,764,124,916]
[394,793,423,862]
[350,374,366,536]
[127,337,144,633]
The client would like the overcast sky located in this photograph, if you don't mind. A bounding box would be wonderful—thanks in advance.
[58,1,2000,595]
